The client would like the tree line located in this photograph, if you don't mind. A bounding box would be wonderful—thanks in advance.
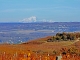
[47,32,80,42]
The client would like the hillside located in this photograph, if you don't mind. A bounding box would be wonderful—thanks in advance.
[0,36,80,53]
[21,36,80,52]
[0,36,80,60]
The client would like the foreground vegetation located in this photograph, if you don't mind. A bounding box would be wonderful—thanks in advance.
[0,47,80,60]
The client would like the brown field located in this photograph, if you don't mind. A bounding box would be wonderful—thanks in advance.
[0,36,80,60]
[0,37,79,52]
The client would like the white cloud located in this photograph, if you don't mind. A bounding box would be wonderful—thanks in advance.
[20,16,37,23]
[20,16,55,23]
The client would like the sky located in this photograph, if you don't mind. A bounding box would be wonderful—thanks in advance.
[0,0,80,22]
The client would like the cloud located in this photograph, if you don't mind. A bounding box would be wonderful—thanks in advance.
[20,16,37,23]
[20,16,55,23]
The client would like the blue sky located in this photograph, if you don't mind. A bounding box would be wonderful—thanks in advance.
[0,0,80,22]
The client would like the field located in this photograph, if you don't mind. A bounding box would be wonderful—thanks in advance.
[0,36,80,60]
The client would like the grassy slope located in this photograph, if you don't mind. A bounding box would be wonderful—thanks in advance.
[0,36,80,54]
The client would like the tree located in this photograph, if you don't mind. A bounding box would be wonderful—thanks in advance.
[62,35,67,40]
[56,36,61,41]
[52,36,56,41]
[56,33,60,36]
[69,33,76,40]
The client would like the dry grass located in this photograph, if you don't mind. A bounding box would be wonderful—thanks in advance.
[0,36,80,54]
